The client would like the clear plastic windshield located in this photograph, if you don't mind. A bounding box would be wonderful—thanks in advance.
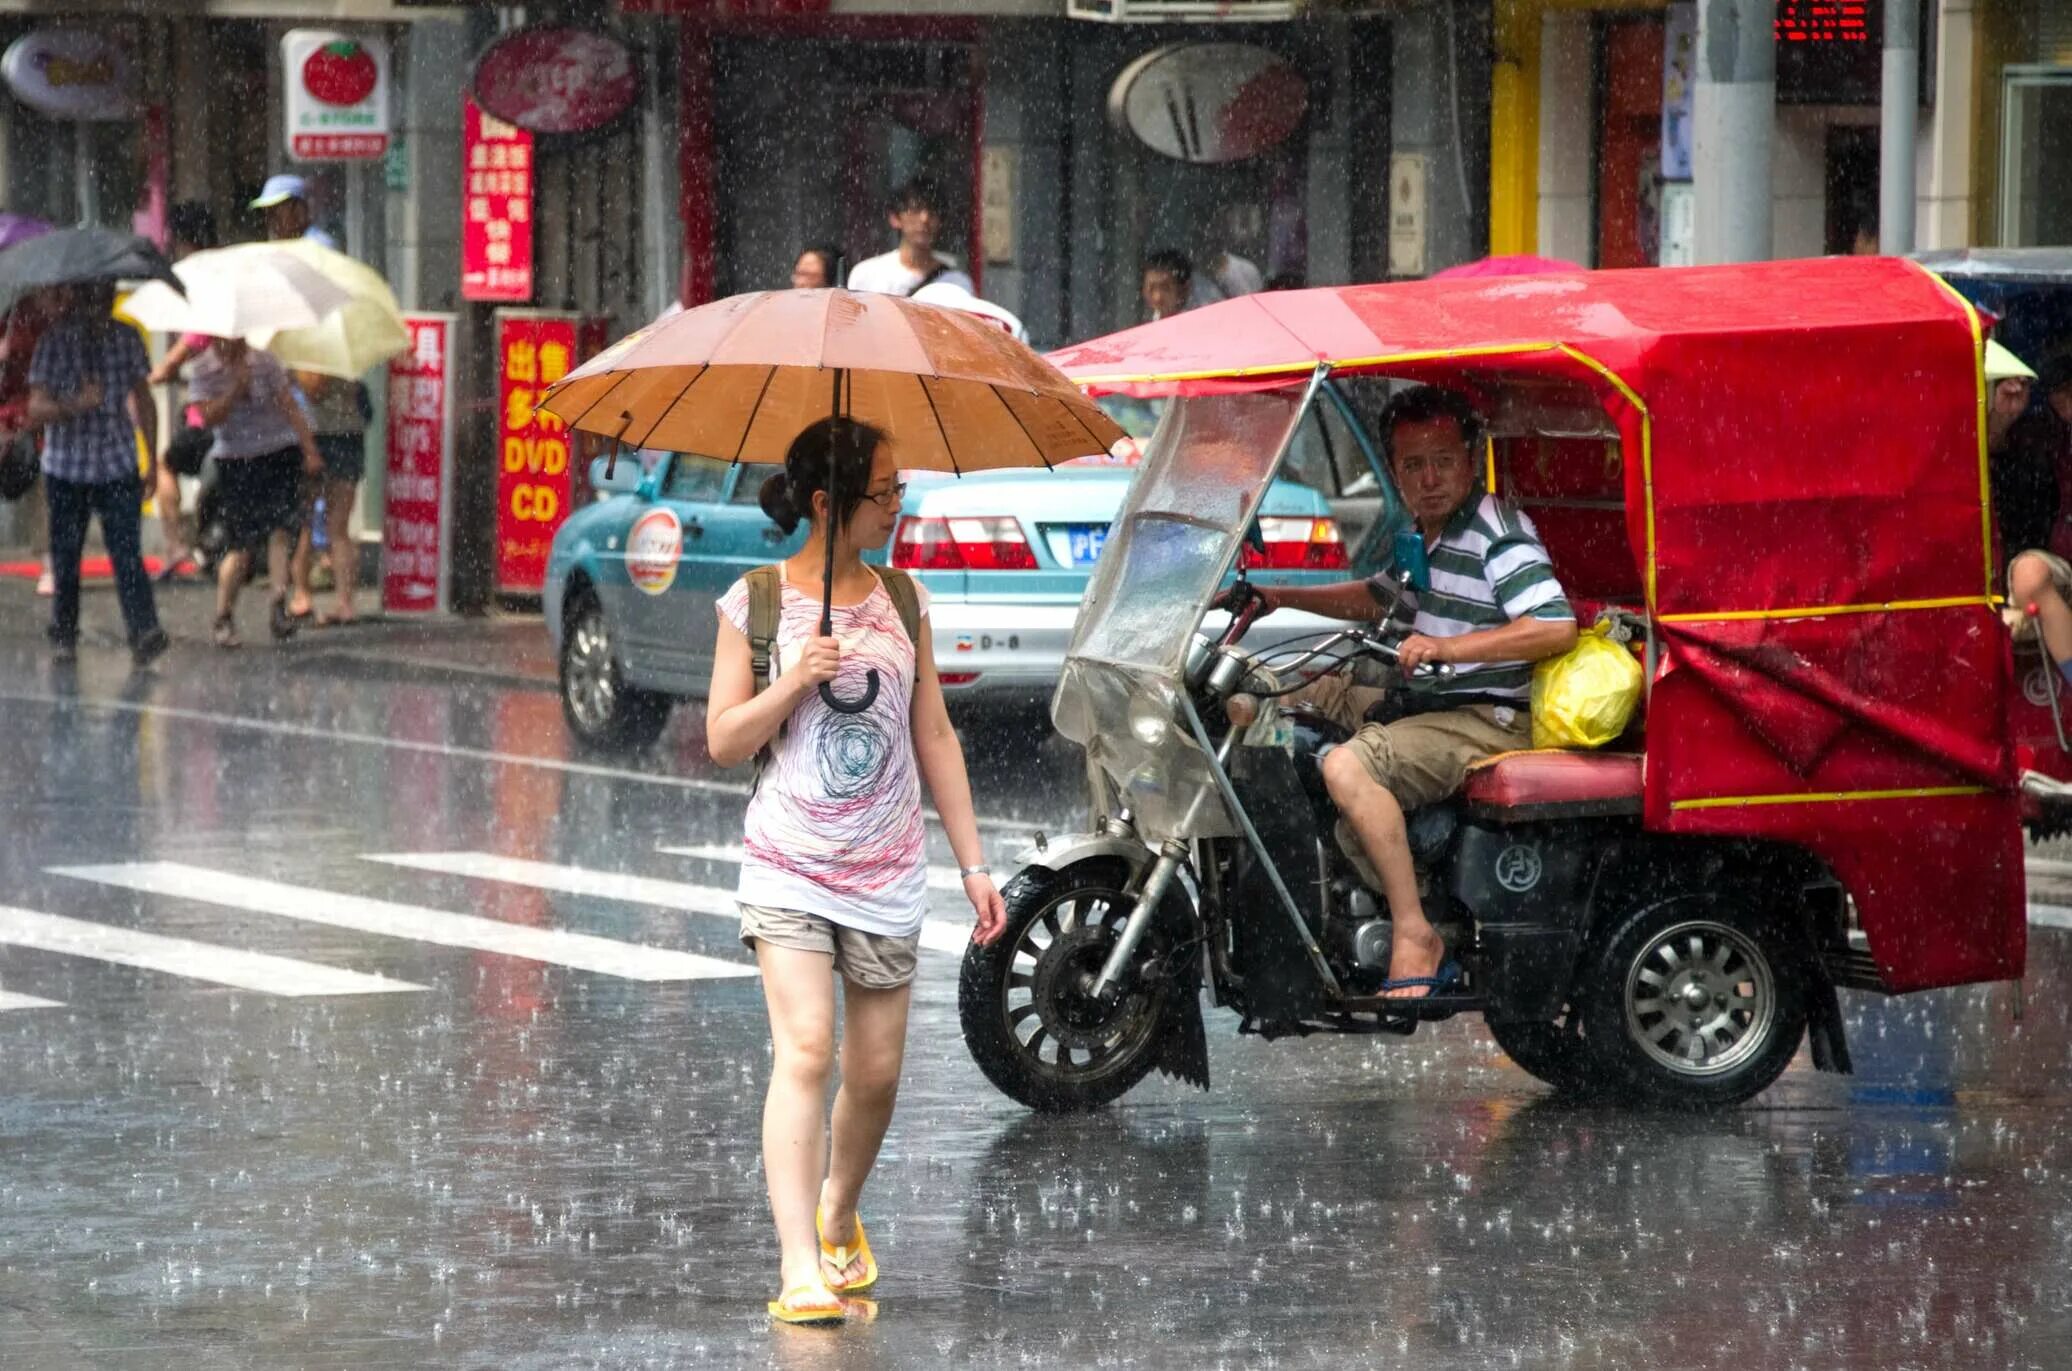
[1050,385,1314,842]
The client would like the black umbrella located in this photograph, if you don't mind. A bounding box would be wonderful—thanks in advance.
[0,226,181,314]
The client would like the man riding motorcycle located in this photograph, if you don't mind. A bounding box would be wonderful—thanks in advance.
[1230,385,1578,998]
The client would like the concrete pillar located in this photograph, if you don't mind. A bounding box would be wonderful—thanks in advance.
[1922,0,1977,250]
[1536,10,1595,266]
[393,18,467,312]
[1880,0,1920,252]
[1692,0,1775,263]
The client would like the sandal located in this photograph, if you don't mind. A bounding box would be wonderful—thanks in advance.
[269,596,299,642]
[212,615,241,650]
[1380,958,1465,1000]
[816,1207,878,1293]
[767,1283,846,1326]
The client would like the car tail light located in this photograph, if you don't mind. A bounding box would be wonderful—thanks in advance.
[892,516,1038,571]
[1239,516,1349,571]
[938,672,980,686]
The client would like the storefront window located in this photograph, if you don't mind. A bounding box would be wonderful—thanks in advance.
[2001,66,2072,247]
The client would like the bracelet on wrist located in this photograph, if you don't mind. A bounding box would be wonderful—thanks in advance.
[959,864,991,880]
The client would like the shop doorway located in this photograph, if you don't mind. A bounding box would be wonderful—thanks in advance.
[710,35,979,298]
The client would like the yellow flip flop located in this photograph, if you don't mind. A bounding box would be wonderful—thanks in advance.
[767,1283,846,1326]
[816,1206,879,1293]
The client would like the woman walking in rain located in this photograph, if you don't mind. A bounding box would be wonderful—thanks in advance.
[706,417,1006,1326]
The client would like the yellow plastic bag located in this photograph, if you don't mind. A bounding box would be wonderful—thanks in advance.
[1530,623,1644,750]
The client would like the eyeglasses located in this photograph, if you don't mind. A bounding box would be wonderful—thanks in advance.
[862,481,907,508]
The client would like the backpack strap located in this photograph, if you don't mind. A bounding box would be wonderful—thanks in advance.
[743,564,784,788]
[867,564,922,645]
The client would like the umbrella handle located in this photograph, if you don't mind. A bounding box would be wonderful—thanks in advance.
[819,672,881,714]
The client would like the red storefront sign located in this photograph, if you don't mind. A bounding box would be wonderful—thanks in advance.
[461,96,534,302]
[471,25,638,137]
[495,311,579,595]
[383,314,457,615]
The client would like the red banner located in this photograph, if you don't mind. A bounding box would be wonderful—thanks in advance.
[495,312,577,594]
[383,314,457,614]
[461,96,534,302]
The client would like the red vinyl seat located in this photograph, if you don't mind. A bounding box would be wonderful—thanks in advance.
[1463,749,1644,819]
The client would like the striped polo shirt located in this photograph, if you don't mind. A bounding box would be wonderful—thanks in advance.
[1369,492,1575,705]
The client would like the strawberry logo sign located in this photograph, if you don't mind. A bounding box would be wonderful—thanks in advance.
[282,29,390,162]
[302,40,377,107]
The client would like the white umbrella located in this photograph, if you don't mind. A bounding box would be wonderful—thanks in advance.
[122,242,354,339]
[251,238,409,379]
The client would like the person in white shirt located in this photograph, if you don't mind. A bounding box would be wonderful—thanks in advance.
[844,179,973,297]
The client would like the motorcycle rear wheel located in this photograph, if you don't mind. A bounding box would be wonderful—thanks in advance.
[958,863,1183,1113]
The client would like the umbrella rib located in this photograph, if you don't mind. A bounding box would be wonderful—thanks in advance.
[915,373,959,476]
[1058,395,1114,463]
[730,366,780,464]
[632,364,711,450]
[989,384,1053,471]
[555,371,635,433]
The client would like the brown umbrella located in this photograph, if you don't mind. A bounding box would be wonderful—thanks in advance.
[536,288,1123,712]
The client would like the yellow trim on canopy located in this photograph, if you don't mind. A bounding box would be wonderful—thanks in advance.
[1911,259,1997,598]
[1671,784,1992,813]
[1658,595,1995,624]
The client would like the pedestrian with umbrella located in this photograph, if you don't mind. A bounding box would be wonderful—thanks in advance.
[126,244,344,648]
[3,228,184,668]
[537,288,1121,1326]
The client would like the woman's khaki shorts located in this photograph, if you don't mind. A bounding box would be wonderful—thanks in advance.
[738,902,920,990]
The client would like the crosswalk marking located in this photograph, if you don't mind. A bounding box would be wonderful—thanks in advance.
[52,863,756,983]
[655,842,968,892]
[0,989,65,1011]
[365,852,978,956]
[2031,904,2072,930]
[0,906,421,997]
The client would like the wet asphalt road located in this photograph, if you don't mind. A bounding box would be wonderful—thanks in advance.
[6,584,2072,1369]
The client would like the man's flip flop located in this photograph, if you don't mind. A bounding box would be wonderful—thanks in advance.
[816,1206,878,1293]
[1380,958,1465,998]
[767,1284,846,1325]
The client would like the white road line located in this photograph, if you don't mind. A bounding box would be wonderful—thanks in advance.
[2030,904,2072,930]
[0,906,422,997]
[51,863,756,983]
[0,690,1052,834]
[365,852,978,957]
[0,989,64,1012]
[2027,858,2072,878]
[657,842,967,892]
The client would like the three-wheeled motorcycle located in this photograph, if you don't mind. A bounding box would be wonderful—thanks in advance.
[958,257,2027,1110]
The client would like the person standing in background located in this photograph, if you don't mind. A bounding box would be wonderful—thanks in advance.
[1139,249,1195,320]
[251,174,340,251]
[0,288,59,596]
[845,180,972,297]
[791,246,840,291]
[145,200,218,581]
[288,368,367,626]
[25,282,167,668]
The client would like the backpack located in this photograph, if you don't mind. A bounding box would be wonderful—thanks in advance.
[743,562,923,784]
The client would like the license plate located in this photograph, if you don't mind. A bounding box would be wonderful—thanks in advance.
[1067,526,1108,567]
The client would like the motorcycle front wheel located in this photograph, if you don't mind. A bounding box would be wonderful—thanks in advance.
[958,862,1184,1113]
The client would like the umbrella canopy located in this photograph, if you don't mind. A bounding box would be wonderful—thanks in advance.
[536,288,1121,472]
[0,213,53,254]
[122,242,355,340]
[248,238,408,378]
[1430,254,1583,280]
[0,226,180,314]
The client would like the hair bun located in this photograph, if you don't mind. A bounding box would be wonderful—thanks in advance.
[758,471,801,535]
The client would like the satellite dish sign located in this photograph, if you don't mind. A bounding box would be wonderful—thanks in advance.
[1108,43,1307,165]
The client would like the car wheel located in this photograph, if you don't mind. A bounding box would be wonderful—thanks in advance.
[559,590,671,752]
[1579,892,1806,1109]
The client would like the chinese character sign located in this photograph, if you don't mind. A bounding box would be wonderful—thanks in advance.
[495,312,578,594]
[384,315,456,614]
[462,96,535,303]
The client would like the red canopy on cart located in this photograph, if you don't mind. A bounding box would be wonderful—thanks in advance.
[1052,258,2023,993]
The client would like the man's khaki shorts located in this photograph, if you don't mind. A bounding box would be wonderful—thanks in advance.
[738,902,920,990]
[1279,671,1531,810]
